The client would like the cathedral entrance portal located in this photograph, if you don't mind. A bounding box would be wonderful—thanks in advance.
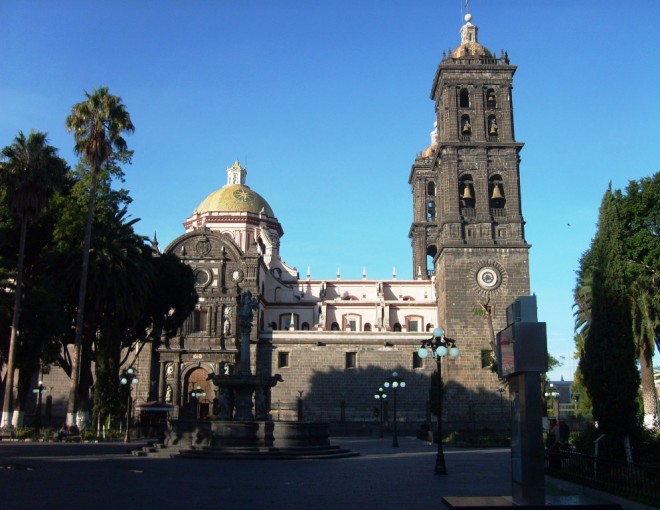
[186,368,212,419]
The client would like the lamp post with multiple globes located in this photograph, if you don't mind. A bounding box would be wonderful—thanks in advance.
[418,327,459,475]
[120,368,138,443]
[191,385,207,419]
[374,387,387,438]
[383,372,405,447]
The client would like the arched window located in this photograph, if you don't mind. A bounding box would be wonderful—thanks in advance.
[426,245,437,277]
[459,175,475,210]
[459,88,470,108]
[486,88,497,108]
[301,322,310,330]
[487,115,499,138]
[364,323,372,332]
[427,200,435,222]
[331,322,340,331]
[393,323,402,332]
[427,181,436,196]
[460,115,472,137]
[269,322,277,330]
[489,175,506,210]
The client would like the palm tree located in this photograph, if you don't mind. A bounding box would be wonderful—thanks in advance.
[64,87,134,426]
[0,131,67,428]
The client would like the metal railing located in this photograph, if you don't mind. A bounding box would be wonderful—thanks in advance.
[545,448,660,507]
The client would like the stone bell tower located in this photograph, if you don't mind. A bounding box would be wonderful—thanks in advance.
[409,12,531,423]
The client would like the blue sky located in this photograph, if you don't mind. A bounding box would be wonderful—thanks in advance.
[2,1,659,381]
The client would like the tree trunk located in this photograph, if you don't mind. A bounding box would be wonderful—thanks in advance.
[66,166,99,426]
[640,341,658,429]
[1,216,27,429]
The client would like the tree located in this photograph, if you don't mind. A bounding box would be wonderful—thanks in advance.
[578,187,640,456]
[0,131,67,428]
[64,87,134,426]
[620,174,660,428]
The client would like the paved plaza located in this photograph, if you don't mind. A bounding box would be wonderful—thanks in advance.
[0,436,513,509]
[0,436,630,510]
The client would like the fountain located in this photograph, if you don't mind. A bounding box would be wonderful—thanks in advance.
[158,292,349,458]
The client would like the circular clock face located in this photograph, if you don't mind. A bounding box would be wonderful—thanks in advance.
[476,266,500,290]
[233,189,254,203]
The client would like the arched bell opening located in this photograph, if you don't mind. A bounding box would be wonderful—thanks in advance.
[487,115,499,138]
[489,174,506,212]
[427,200,436,222]
[486,88,497,109]
[460,114,472,138]
[426,245,437,277]
[459,175,475,212]
[459,88,470,108]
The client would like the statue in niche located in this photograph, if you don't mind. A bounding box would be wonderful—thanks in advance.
[165,385,173,403]
[166,363,174,377]
[223,307,232,335]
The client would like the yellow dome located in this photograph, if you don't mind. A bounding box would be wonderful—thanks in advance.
[195,184,275,217]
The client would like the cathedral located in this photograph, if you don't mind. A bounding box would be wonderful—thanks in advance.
[33,12,531,431]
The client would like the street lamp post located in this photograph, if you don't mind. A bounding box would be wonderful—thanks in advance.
[384,372,405,447]
[418,327,460,475]
[120,368,138,443]
[191,385,207,419]
[545,383,559,418]
[374,387,387,438]
[32,381,49,432]
[497,387,505,418]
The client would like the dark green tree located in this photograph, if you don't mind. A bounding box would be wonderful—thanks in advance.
[65,87,135,425]
[578,187,640,456]
[619,174,660,427]
[0,131,67,428]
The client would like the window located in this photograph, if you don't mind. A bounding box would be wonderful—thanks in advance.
[427,181,436,196]
[427,200,435,221]
[190,309,207,332]
[487,115,498,138]
[481,349,493,369]
[486,88,497,108]
[301,322,310,330]
[345,352,357,369]
[460,115,472,136]
[331,322,340,331]
[392,323,402,332]
[408,320,419,332]
[364,323,372,332]
[278,352,290,368]
[413,352,424,369]
[347,320,357,332]
[459,88,470,108]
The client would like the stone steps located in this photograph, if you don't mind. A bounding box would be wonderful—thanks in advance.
[133,442,359,460]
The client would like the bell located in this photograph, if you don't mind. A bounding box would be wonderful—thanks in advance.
[491,185,503,199]
[461,186,473,200]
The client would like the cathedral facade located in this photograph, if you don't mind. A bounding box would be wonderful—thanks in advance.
[31,13,530,431]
